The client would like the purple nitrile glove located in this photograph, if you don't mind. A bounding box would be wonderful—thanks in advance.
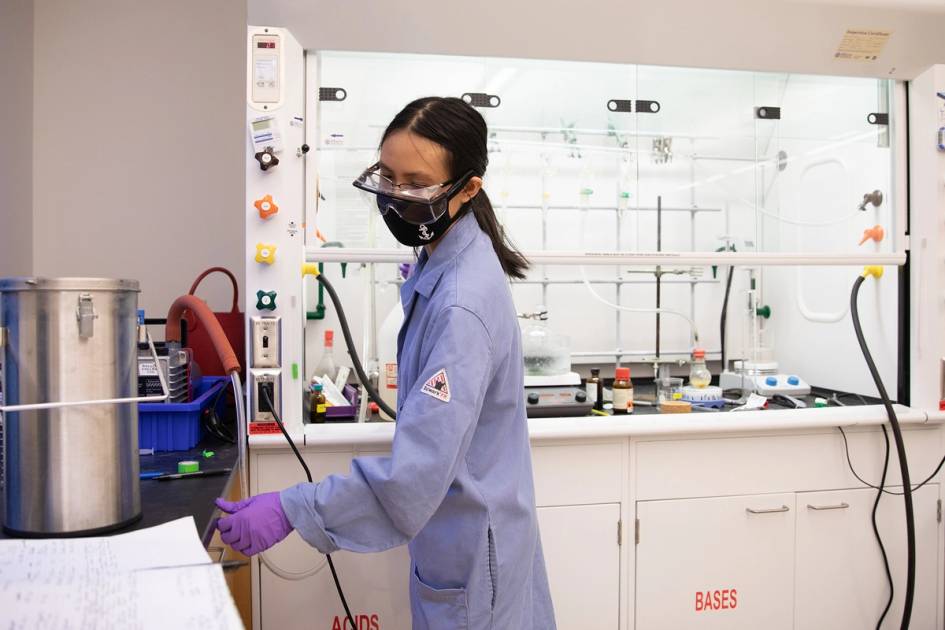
[399,263,413,280]
[215,492,293,556]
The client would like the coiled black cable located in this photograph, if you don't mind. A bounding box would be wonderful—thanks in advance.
[851,274,915,629]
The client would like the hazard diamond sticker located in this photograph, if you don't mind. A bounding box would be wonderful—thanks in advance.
[421,369,451,403]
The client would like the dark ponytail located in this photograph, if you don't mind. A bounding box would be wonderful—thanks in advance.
[380,97,530,280]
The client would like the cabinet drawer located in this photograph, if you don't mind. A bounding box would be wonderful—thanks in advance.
[635,428,942,500]
[532,442,623,506]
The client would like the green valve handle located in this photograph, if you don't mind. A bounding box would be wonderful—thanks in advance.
[256,289,277,311]
[756,305,771,319]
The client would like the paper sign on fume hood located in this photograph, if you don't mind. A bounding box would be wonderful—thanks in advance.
[835,29,892,61]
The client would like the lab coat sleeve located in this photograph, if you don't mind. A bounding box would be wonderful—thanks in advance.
[280,305,494,554]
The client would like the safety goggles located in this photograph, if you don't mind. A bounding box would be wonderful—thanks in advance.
[352,163,474,225]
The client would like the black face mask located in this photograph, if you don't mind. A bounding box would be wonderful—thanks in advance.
[376,195,462,247]
[353,163,475,247]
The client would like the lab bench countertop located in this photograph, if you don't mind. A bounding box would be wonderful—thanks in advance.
[0,438,238,545]
[248,402,945,450]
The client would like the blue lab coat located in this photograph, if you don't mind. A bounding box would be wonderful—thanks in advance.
[281,211,556,629]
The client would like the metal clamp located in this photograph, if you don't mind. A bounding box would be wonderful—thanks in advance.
[0,330,169,413]
[746,505,790,515]
[76,293,97,338]
[807,502,850,511]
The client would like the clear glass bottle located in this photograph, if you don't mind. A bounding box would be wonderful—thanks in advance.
[313,329,338,382]
[689,348,712,388]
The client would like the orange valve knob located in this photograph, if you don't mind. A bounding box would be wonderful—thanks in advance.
[255,243,277,265]
[254,195,279,220]
[858,225,885,246]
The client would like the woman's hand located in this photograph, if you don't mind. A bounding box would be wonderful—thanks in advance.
[215,492,293,556]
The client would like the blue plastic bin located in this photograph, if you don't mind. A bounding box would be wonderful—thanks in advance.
[138,376,228,451]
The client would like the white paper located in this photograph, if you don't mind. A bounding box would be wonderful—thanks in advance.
[0,517,210,582]
[0,518,243,629]
[0,565,242,630]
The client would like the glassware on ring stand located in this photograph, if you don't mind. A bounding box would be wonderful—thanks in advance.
[520,307,571,377]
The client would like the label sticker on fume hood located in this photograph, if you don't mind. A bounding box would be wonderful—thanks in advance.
[249,421,281,435]
[835,29,891,61]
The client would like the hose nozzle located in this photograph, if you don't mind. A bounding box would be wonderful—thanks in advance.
[301,262,321,277]
[862,266,884,279]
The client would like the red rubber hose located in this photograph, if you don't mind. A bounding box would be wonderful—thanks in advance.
[165,294,241,375]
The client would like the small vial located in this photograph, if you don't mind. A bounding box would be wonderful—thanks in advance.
[612,366,634,415]
[310,383,327,424]
[586,368,604,412]
[689,349,712,388]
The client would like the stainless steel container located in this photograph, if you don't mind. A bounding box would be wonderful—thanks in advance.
[0,277,141,536]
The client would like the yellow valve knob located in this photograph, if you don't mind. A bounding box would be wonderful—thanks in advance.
[254,194,279,220]
[255,243,277,265]
[862,265,884,279]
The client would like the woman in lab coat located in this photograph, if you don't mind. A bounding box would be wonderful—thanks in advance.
[217,97,556,630]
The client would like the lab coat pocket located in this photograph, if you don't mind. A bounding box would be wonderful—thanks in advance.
[411,566,469,630]
[487,526,498,610]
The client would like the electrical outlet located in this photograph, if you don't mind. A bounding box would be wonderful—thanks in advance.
[250,369,281,422]
[252,316,281,368]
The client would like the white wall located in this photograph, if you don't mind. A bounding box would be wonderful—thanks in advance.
[0,0,34,277]
[30,0,247,319]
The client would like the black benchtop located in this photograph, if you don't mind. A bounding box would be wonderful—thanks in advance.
[0,437,239,546]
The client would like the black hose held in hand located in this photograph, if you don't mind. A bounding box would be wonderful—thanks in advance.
[259,386,357,630]
[316,273,398,420]
[851,273,915,629]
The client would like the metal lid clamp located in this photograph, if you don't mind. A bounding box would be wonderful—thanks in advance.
[76,293,98,339]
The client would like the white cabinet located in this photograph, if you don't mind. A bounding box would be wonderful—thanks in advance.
[254,450,412,630]
[635,493,796,630]
[538,504,622,630]
[795,485,940,630]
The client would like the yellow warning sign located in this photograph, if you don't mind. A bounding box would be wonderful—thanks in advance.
[835,29,892,61]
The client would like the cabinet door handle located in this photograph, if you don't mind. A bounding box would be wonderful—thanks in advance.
[807,502,850,511]
[746,505,790,515]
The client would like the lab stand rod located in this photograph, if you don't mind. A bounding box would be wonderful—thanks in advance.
[305,249,907,267]
[655,196,662,360]
[615,202,623,368]
[691,154,767,163]
[331,202,720,214]
[689,146,698,328]
[541,170,549,307]
[369,122,722,140]
[376,278,718,287]
[500,204,720,213]
[572,349,722,359]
